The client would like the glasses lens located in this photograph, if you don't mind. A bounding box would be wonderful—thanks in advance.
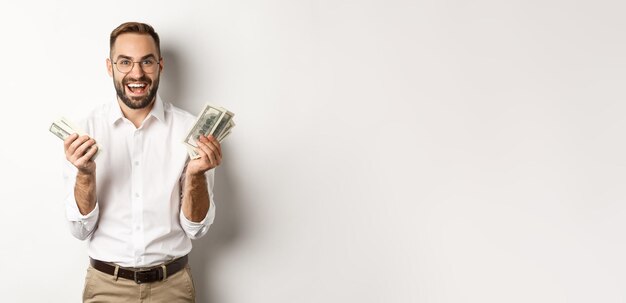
[116,59,133,73]
[141,59,157,73]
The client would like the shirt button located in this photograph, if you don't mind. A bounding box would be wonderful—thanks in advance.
[135,225,140,230]
[134,161,139,166]
[135,193,140,198]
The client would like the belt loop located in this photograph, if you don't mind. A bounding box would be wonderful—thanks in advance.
[113,265,119,281]
[161,264,168,281]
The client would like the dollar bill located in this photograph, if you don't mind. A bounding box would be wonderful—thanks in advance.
[184,104,236,159]
[212,110,234,140]
[49,121,72,140]
[184,104,227,159]
[49,117,101,160]
[218,120,235,142]
[185,144,199,159]
[218,130,231,142]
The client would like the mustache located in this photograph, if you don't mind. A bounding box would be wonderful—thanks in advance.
[122,76,152,85]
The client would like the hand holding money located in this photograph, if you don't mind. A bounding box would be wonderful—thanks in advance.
[183,104,236,159]
[185,134,222,175]
[64,134,99,174]
[50,117,101,172]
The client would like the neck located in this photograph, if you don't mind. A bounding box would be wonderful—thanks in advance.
[117,98,155,128]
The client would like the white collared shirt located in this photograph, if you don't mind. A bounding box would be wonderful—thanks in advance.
[63,96,216,267]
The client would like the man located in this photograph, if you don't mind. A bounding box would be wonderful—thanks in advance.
[63,22,220,302]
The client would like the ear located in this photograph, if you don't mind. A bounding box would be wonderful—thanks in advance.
[158,57,164,72]
[106,58,113,77]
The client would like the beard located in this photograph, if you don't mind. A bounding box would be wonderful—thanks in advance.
[114,74,160,110]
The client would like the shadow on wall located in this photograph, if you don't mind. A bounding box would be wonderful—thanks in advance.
[159,47,191,111]
[192,158,245,303]
[159,46,245,303]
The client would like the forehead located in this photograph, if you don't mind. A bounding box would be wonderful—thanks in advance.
[111,33,158,58]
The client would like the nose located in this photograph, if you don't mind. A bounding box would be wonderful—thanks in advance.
[128,62,145,78]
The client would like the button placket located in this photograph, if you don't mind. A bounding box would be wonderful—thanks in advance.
[130,129,145,266]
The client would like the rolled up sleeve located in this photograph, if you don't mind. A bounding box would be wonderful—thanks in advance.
[63,161,99,240]
[179,169,216,240]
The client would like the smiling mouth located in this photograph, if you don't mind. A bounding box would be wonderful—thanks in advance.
[126,82,148,94]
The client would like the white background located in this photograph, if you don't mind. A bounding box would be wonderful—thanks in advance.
[0,0,625,302]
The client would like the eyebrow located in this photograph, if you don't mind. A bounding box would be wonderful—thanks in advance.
[115,54,158,61]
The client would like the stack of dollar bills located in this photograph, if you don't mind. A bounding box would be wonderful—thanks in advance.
[49,117,102,160]
[183,104,235,159]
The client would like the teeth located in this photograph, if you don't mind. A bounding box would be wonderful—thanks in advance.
[128,83,146,88]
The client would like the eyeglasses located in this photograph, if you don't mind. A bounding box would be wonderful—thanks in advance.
[112,58,161,74]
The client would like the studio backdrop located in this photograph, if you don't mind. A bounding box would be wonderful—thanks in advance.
[0,0,625,302]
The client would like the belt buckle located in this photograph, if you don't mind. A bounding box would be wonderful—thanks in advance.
[134,268,153,284]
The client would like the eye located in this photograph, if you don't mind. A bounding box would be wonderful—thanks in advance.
[142,59,155,66]
[118,59,132,66]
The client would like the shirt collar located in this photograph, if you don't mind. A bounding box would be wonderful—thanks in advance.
[149,95,166,123]
[108,95,165,126]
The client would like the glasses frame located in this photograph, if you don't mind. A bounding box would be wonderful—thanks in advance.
[112,57,162,74]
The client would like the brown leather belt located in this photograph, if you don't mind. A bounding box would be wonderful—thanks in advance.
[90,255,188,284]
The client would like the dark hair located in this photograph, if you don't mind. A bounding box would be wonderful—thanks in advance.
[110,22,161,56]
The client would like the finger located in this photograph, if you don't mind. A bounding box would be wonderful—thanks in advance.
[198,139,221,165]
[79,143,98,162]
[193,141,208,160]
[68,135,91,156]
[63,133,79,151]
[200,135,222,159]
[206,135,222,157]
[65,134,84,157]
[197,141,216,165]
[74,139,96,159]
[197,140,219,166]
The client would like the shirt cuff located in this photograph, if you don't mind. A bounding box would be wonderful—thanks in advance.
[64,192,99,240]
[179,198,215,239]
[65,196,99,226]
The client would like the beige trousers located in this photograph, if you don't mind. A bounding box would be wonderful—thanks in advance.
[83,264,196,303]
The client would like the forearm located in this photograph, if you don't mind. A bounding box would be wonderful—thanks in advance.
[182,172,210,222]
[74,171,96,215]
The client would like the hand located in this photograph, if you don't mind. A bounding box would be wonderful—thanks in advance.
[187,135,222,176]
[64,133,98,174]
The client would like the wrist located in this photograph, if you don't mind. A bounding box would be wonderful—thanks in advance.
[185,170,207,179]
[77,169,96,177]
